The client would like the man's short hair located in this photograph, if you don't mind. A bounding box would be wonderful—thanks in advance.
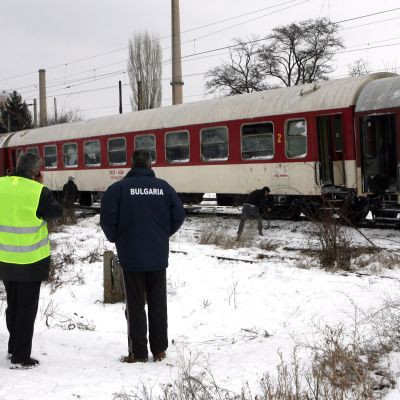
[16,152,41,177]
[262,186,271,193]
[132,150,151,168]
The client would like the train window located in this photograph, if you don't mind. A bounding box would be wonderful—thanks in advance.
[63,143,78,167]
[26,147,39,155]
[285,119,307,158]
[366,120,377,158]
[84,140,101,166]
[200,127,228,161]
[241,123,274,160]
[333,115,343,152]
[108,137,127,165]
[44,145,58,168]
[135,135,156,163]
[165,131,189,163]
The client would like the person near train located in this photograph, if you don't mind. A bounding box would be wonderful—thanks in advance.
[100,150,186,363]
[62,176,78,209]
[0,152,63,368]
[237,186,273,238]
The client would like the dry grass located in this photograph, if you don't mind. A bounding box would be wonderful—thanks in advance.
[48,243,84,293]
[114,299,400,400]
[308,207,355,271]
[199,225,277,252]
[47,209,77,233]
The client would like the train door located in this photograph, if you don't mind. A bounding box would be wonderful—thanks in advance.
[316,114,344,186]
[360,114,397,192]
[0,148,5,176]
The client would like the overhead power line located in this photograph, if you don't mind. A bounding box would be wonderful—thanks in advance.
[335,6,400,24]
[3,4,399,90]
[0,0,306,83]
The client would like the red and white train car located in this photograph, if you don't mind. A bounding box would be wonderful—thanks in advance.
[0,72,399,222]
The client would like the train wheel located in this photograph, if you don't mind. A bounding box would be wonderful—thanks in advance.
[216,194,233,206]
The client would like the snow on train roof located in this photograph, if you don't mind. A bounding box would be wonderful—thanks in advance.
[355,75,400,112]
[7,72,395,147]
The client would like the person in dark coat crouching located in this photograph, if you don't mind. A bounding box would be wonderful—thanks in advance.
[100,150,186,363]
[237,186,273,238]
[0,153,62,369]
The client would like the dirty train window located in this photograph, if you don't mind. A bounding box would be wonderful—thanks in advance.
[241,123,274,160]
[200,127,228,161]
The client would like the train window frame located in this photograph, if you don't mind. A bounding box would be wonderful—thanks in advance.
[84,139,101,167]
[43,144,58,169]
[165,130,190,163]
[62,142,78,168]
[240,121,275,161]
[134,134,157,164]
[107,137,127,166]
[285,118,307,159]
[26,146,39,156]
[15,149,24,160]
[200,126,229,162]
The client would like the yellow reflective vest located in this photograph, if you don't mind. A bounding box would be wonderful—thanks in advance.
[0,176,50,264]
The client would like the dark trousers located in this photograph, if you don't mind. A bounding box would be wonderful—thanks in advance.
[237,203,263,235]
[122,270,168,359]
[3,281,41,361]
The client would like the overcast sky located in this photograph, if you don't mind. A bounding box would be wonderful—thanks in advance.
[1,0,400,119]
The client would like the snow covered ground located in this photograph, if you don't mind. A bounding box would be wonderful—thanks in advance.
[1,213,400,399]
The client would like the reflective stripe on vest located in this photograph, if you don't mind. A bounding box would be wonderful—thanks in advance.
[0,221,47,234]
[0,176,50,264]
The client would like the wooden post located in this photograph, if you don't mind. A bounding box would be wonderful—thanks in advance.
[103,251,125,303]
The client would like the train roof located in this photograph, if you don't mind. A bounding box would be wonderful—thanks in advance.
[0,132,14,148]
[355,75,400,112]
[6,72,395,147]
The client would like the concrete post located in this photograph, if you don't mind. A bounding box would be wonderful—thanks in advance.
[171,0,184,105]
[54,97,58,123]
[103,251,125,303]
[39,69,48,127]
[33,99,38,128]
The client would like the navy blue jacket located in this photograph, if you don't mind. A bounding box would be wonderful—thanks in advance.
[100,168,186,272]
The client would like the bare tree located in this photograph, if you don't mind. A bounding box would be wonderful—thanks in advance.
[206,19,343,95]
[205,38,270,96]
[258,18,344,87]
[127,31,162,110]
[347,58,371,76]
[47,108,82,125]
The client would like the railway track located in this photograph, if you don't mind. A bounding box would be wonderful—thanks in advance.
[73,203,399,230]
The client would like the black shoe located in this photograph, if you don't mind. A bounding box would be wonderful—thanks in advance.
[10,357,39,369]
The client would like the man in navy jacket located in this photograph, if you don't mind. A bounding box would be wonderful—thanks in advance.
[100,150,185,363]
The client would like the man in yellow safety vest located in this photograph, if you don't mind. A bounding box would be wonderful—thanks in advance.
[0,152,62,369]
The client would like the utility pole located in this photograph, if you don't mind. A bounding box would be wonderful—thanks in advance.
[39,69,48,127]
[54,97,58,123]
[33,99,37,128]
[27,100,38,128]
[171,0,184,105]
[119,81,123,114]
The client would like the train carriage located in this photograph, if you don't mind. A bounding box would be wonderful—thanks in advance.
[0,72,399,223]
[354,76,400,223]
